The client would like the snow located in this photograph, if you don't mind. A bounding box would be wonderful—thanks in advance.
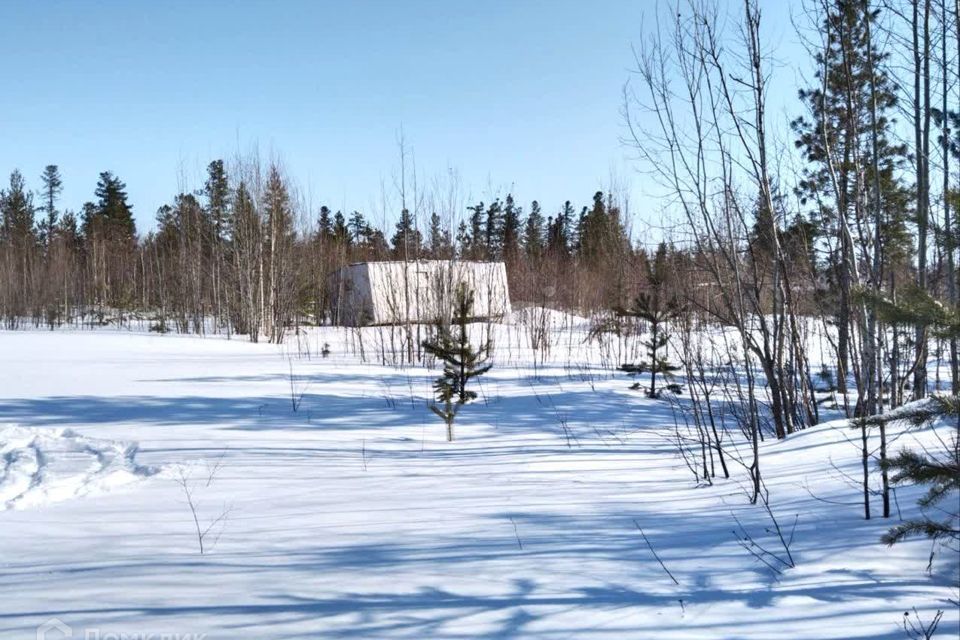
[0,425,158,510]
[0,326,956,639]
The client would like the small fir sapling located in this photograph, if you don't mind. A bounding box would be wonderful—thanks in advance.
[421,284,493,441]
[617,242,682,397]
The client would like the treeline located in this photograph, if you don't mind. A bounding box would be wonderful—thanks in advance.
[0,158,641,341]
[1,0,957,437]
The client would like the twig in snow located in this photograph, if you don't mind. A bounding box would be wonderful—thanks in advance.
[510,516,523,550]
[902,607,943,640]
[288,357,307,412]
[730,502,797,575]
[634,520,679,585]
[205,448,228,488]
[175,465,232,555]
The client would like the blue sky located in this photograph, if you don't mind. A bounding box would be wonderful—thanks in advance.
[0,0,802,234]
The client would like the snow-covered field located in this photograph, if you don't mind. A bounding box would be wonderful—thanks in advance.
[0,325,956,639]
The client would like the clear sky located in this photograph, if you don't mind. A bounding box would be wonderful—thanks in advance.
[0,0,802,235]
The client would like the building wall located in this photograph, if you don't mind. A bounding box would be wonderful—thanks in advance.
[328,260,511,326]
[327,263,374,326]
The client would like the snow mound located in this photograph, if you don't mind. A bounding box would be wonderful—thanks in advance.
[0,425,159,510]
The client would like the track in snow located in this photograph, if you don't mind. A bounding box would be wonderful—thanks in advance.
[0,424,159,510]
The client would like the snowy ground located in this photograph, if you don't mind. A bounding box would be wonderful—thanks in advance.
[0,326,957,639]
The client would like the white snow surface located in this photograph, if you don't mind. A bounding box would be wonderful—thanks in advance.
[0,425,158,511]
[0,326,956,639]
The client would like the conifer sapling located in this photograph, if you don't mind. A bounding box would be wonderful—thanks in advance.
[422,284,493,441]
[617,243,681,398]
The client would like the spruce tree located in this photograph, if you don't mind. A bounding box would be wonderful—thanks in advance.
[0,170,36,247]
[1,171,38,322]
[616,243,681,398]
[38,165,62,249]
[501,194,522,261]
[427,211,452,259]
[465,202,486,259]
[94,171,136,242]
[317,205,333,243]
[363,226,389,257]
[422,284,493,440]
[523,199,545,258]
[484,199,503,258]
[391,208,422,258]
[79,201,98,241]
[579,191,627,268]
[333,211,350,247]
[203,160,231,329]
[455,220,471,258]
[204,160,230,241]
[574,205,588,255]
[547,201,574,257]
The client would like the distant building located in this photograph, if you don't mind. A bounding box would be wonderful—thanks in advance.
[327,260,512,326]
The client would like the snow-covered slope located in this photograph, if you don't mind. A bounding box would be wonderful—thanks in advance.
[0,329,955,639]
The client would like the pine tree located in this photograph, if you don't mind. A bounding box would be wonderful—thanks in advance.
[792,0,909,400]
[880,416,959,545]
[421,284,493,441]
[348,210,368,246]
[852,363,960,547]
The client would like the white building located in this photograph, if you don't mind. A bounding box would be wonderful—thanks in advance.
[327,260,512,326]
